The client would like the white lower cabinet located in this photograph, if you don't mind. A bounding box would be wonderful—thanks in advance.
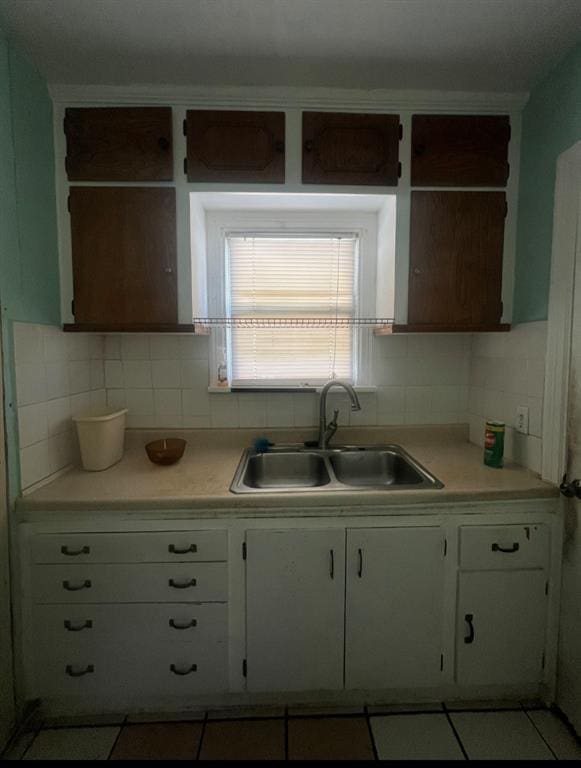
[456,570,548,686]
[345,527,446,689]
[245,529,345,692]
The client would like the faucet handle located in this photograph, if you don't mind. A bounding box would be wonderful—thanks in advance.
[329,408,339,426]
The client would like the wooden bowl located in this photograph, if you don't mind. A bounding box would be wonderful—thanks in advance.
[145,438,186,465]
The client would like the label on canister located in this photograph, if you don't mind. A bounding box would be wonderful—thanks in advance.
[484,420,505,468]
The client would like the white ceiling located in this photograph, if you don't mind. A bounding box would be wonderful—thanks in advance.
[1,0,580,92]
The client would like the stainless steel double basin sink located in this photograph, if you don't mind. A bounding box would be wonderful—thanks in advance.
[230,444,444,493]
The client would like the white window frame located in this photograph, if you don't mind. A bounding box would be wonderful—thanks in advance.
[205,210,379,391]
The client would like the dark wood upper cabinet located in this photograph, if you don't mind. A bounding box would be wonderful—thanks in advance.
[70,187,177,326]
[302,112,400,186]
[185,110,285,183]
[411,115,510,187]
[408,191,506,326]
[64,107,173,182]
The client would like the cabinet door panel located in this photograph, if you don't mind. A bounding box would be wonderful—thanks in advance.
[345,527,445,689]
[456,570,547,686]
[302,112,400,186]
[65,107,173,181]
[186,110,285,183]
[411,115,510,187]
[70,187,177,325]
[246,529,345,692]
[408,191,505,326]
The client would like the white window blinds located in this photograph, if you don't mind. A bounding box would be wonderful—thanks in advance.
[226,234,358,385]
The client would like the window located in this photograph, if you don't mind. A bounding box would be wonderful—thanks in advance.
[226,234,358,386]
[200,198,394,390]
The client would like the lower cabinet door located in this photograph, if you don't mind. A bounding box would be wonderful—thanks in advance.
[245,529,345,692]
[456,570,547,686]
[345,527,446,689]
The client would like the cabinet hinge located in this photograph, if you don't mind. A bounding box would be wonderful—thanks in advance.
[71,300,75,317]
[398,123,403,140]
[183,158,188,176]
[63,113,68,134]
[507,122,511,142]
[67,194,71,213]
[242,659,247,677]
[506,161,510,182]
[499,301,504,319]
[504,199,508,218]
[440,653,444,672]
[242,541,247,561]
[397,161,402,178]
[183,118,187,136]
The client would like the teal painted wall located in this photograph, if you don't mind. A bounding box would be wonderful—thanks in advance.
[514,43,581,322]
[0,23,60,498]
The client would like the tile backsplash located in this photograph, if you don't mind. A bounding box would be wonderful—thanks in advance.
[101,331,471,429]
[467,321,547,473]
[13,322,106,490]
[13,322,548,490]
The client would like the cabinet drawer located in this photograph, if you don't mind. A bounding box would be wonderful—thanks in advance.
[32,563,228,604]
[459,524,549,570]
[32,603,228,654]
[31,530,227,564]
[32,640,228,699]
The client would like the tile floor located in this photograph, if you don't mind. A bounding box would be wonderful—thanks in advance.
[3,701,580,761]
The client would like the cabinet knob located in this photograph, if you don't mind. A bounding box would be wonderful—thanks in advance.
[164,267,173,274]
[413,268,421,276]
[275,140,285,153]
[158,137,170,151]
[304,140,314,153]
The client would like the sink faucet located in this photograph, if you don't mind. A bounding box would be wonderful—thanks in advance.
[318,380,361,449]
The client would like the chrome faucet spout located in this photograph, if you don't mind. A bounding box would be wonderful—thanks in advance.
[317,380,361,449]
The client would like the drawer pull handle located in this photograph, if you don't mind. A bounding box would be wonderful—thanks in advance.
[170,663,197,676]
[464,613,475,644]
[491,542,520,553]
[168,544,198,555]
[64,619,93,632]
[61,545,90,556]
[329,549,334,579]
[65,664,94,677]
[63,579,92,591]
[358,548,363,578]
[168,578,197,589]
[169,618,198,630]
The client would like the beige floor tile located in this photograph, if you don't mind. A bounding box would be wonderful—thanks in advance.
[288,704,364,717]
[207,705,285,720]
[288,716,374,761]
[42,713,126,728]
[451,710,554,760]
[126,709,205,723]
[445,698,523,711]
[2,730,38,760]
[367,702,443,714]
[527,709,581,760]
[110,722,202,760]
[23,726,120,760]
[199,718,285,760]
[371,713,464,760]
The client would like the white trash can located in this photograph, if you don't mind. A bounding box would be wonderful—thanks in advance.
[73,408,128,471]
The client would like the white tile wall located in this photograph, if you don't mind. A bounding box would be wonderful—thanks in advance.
[14,323,547,486]
[100,332,470,430]
[14,322,106,490]
[467,321,547,473]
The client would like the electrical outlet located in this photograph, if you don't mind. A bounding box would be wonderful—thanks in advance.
[516,405,529,435]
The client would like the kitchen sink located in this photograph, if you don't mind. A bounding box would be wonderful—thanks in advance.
[242,452,331,489]
[328,450,425,487]
[230,444,443,493]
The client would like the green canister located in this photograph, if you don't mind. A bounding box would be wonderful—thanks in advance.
[484,420,505,468]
